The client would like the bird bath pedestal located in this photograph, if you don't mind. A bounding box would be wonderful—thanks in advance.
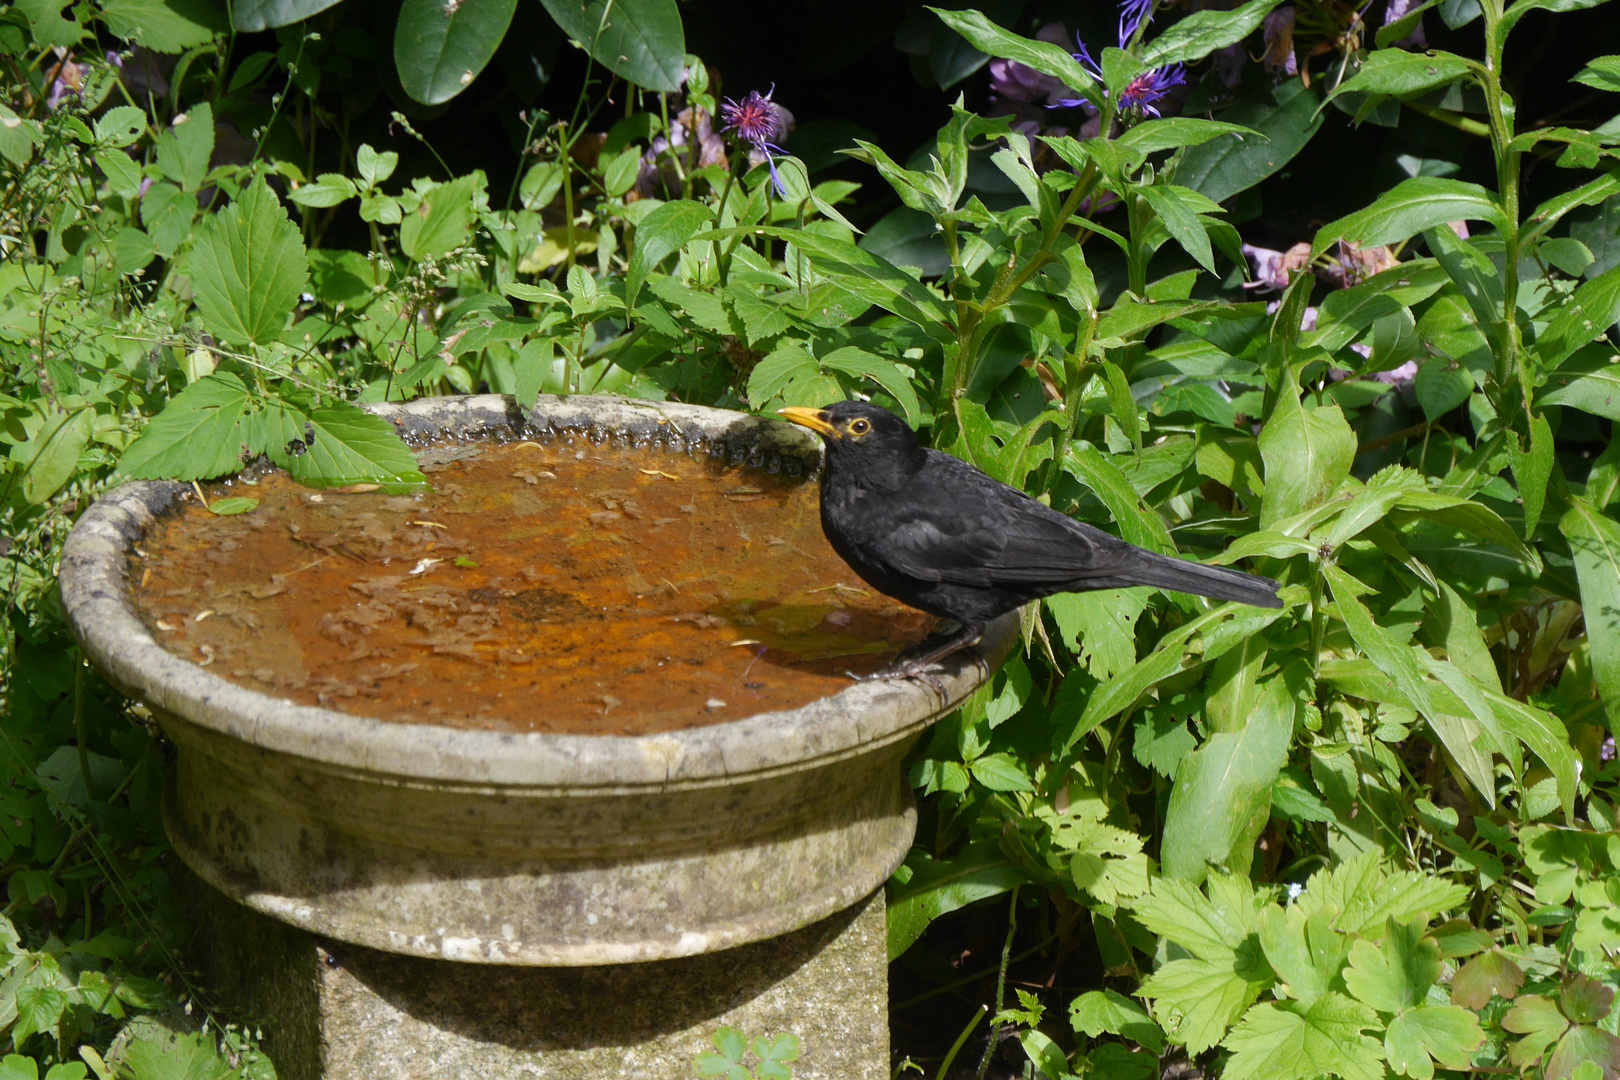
[60,395,1015,1080]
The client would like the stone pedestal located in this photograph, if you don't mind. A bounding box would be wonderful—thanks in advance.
[185,870,888,1080]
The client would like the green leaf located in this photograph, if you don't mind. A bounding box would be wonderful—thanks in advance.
[1061,445,1176,553]
[1140,0,1286,67]
[288,173,359,208]
[395,0,518,104]
[1179,82,1324,204]
[1324,565,1496,806]
[1547,1026,1620,1080]
[13,408,92,505]
[15,0,85,47]
[207,496,259,515]
[399,172,487,261]
[1258,379,1356,529]
[94,105,147,148]
[1070,990,1166,1053]
[1139,957,1264,1054]
[231,0,343,30]
[1424,224,1503,345]
[188,178,309,346]
[260,400,426,489]
[929,8,1101,109]
[1449,950,1526,1009]
[1161,679,1293,882]
[820,346,922,427]
[1574,55,1620,92]
[1116,119,1260,156]
[537,0,686,92]
[1312,178,1508,259]
[1343,917,1439,1014]
[1257,904,1346,1008]
[153,102,214,191]
[887,841,1022,960]
[99,0,223,52]
[1562,496,1620,736]
[1330,49,1474,100]
[1413,358,1473,421]
[1508,412,1554,538]
[1502,995,1570,1069]
[625,199,710,310]
[970,752,1035,792]
[118,372,253,481]
[1221,994,1385,1080]
[1384,1007,1486,1080]
[1047,588,1149,681]
[1539,354,1620,420]
[120,1029,236,1080]
[1138,185,1216,274]
[1131,874,1263,960]
[1535,263,1620,373]
[1498,0,1616,41]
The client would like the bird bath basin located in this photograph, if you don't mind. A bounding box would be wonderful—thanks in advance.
[60,394,1017,1079]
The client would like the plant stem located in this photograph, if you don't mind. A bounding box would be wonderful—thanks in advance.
[974,885,1020,1080]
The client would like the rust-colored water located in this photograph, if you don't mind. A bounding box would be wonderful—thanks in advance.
[127,440,934,734]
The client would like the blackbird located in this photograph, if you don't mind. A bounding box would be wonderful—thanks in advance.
[779,401,1282,676]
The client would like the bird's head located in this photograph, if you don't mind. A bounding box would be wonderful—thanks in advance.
[778,401,926,487]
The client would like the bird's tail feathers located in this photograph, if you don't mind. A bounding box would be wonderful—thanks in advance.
[1110,550,1283,608]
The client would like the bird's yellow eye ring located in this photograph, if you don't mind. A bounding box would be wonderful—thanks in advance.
[849,418,871,435]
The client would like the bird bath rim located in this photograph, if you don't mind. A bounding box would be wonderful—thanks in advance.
[60,393,1019,794]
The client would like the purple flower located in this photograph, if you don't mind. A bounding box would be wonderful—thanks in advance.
[1054,0,1184,118]
[1263,7,1298,76]
[720,87,790,195]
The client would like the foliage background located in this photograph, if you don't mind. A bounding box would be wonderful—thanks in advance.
[2,0,1620,1076]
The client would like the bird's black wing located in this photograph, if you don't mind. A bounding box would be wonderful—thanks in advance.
[873,453,1131,587]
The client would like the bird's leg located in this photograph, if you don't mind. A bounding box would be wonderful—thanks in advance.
[861,621,986,698]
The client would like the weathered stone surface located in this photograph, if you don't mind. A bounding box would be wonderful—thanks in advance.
[187,870,888,1080]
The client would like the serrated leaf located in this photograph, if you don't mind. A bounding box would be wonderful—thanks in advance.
[1070,990,1166,1052]
[399,172,487,261]
[1343,917,1440,1013]
[261,400,426,489]
[118,372,253,481]
[1221,994,1385,1080]
[970,752,1034,792]
[626,199,711,309]
[1139,957,1265,1055]
[153,102,214,191]
[188,178,309,346]
[100,0,223,52]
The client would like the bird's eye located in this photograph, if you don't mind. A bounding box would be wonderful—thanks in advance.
[850,419,870,435]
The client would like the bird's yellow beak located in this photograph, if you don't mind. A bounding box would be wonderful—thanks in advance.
[777,407,839,439]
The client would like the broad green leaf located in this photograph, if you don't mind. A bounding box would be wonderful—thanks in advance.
[1179,82,1324,204]
[1162,679,1293,882]
[1046,588,1149,680]
[1116,119,1260,156]
[153,103,214,192]
[1413,358,1473,421]
[118,372,253,481]
[1539,352,1620,420]
[1312,178,1508,259]
[1508,412,1554,538]
[395,0,518,104]
[820,347,922,427]
[119,1029,235,1080]
[399,172,487,261]
[970,752,1034,792]
[1258,380,1356,528]
[1139,0,1286,67]
[1139,957,1263,1055]
[1562,496,1620,736]
[232,0,343,30]
[94,106,147,148]
[1423,225,1502,344]
[887,841,1022,960]
[1384,1007,1486,1080]
[98,150,144,197]
[1534,263,1620,372]
[1095,298,1214,342]
[625,199,711,310]
[1138,184,1216,273]
[1070,990,1166,1053]
[207,496,259,515]
[1502,995,1569,1069]
[15,0,84,47]
[188,178,309,346]
[1545,1026,1620,1080]
[1330,49,1474,100]
[1343,917,1439,1013]
[1324,565,1496,805]
[1527,169,1620,247]
[1131,874,1264,960]
[538,0,686,92]
[1426,580,1499,690]
[13,408,92,505]
[99,0,223,52]
[259,400,427,489]
[1306,259,1450,352]
[1222,994,1385,1080]
[930,8,1101,109]
[1257,904,1346,1008]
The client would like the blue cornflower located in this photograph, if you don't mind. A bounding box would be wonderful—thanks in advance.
[720,87,789,196]
[1055,0,1185,118]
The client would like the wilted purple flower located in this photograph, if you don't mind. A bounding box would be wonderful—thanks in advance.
[45,49,85,111]
[1263,7,1298,76]
[1266,299,1318,333]
[1242,242,1312,292]
[638,105,728,197]
[720,87,790,195]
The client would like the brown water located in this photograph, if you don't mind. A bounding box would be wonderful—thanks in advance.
[127,439,933,734]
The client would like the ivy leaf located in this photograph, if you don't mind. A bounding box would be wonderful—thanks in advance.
[1384,1006,1486,1080]
[188,178,309,347]
[1221,994,1385,1080]
[118,372,253,481]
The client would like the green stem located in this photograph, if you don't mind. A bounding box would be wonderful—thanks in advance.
[974,885,1019,1080]
[75,660,93,802]
[1478,0,1533,427]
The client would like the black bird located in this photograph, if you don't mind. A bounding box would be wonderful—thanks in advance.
[778,401,1282,676]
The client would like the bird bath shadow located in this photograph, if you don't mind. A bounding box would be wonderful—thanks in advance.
[128,432,935,735]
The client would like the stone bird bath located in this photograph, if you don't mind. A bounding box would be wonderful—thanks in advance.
[60,394,1015,1080]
